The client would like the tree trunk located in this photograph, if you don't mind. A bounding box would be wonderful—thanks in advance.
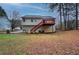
[62,4,66,30]
[75,3,78,30]
[59,3,62,30]
[67,14,70,30]
[11,19,14,31]
[65,4,68,30]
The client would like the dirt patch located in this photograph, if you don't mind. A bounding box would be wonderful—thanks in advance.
[24,30,79,55]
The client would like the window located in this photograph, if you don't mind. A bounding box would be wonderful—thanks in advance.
[23,19,25,22]
[31,19,33,22]
[31,19,37,22]
[35,20,37,22]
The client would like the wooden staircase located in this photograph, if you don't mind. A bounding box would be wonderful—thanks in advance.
[30,20,43,33]
[30,20,55,33]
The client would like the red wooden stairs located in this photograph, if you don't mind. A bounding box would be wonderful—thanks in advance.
[30,20,55,33]
[30,20,43,33]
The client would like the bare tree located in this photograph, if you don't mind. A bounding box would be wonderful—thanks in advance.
[10,10,21,31]
[49,3,79,30]
[49,3,63,30]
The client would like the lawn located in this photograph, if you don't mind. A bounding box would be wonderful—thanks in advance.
[0,30,79,55]
[0,34,16,39]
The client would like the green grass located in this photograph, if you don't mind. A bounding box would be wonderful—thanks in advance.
[0,34,16,39]
[0,34,30,54]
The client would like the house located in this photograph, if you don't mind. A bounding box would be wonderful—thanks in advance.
[0,16,11,32]
[21,15,56,33]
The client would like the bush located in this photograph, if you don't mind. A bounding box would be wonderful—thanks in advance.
[6,30,10,34]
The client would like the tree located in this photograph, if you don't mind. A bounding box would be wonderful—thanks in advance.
[75,3,78,30]
[59,4,62,30]
[49,3,79,30]
[0,6,7,17]
[10,10,21,31]
[67,3,79,30]
[49,3,63,30]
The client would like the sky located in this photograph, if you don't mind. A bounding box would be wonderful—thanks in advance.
[0,17,11,29]
[0,3,59,25]
[0,3,58,18]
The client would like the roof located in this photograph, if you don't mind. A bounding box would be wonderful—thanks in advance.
[21,15,55,20]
